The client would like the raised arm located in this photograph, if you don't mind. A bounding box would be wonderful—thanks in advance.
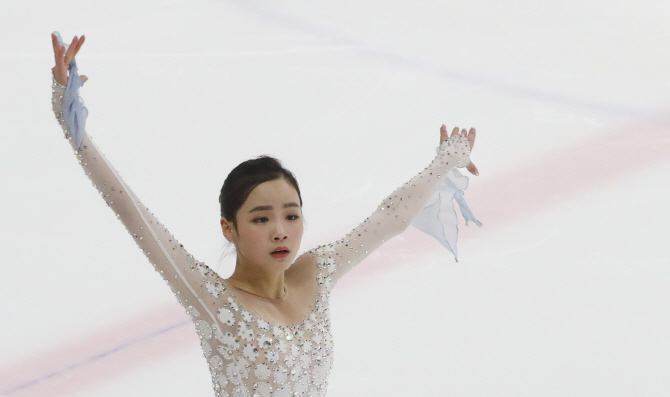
[308,126,475,290]
[50,33,223,325]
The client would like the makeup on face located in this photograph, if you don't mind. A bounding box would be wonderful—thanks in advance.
[232,179,304,272]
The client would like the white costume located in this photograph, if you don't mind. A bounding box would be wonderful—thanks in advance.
[51,55,474,397]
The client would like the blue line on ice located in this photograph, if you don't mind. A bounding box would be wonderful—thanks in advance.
[228,0,651,119]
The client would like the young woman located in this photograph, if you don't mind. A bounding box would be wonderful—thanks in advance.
[51,33,478,397]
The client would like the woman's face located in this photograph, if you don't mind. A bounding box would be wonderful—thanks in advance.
[226,178,304,273]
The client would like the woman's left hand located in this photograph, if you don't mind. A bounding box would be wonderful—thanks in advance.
[51,33,87,86]
[440,124,478,176]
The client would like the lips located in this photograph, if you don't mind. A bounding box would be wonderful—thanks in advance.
[271,247,290,258]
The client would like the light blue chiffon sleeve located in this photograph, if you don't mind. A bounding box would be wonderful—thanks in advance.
[52,31,88,150]
[411,168,481,261]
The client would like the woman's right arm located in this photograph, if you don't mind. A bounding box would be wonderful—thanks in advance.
[50,33,225,326]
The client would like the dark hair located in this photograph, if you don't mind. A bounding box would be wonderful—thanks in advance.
[219,156,302,226]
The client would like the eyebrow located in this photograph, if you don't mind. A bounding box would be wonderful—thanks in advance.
[249,202,300,213]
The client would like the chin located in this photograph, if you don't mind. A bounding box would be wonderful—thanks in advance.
[279,254,298,270]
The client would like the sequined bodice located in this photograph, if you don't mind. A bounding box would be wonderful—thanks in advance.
[188,260,335,397]
[51,73,471,396]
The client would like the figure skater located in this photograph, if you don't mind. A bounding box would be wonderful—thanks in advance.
[51,32,479,397]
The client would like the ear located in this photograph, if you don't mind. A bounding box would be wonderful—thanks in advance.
[220,217,235,242]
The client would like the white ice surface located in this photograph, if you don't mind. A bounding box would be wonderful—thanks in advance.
[1,0,669,396]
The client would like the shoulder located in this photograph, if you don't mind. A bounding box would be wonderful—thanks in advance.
[286,244,338,292]
[285,244,333,283]
[190,260,229,301]
[285,249,317,285]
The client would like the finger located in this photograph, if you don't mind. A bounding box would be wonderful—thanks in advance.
[467,127,476,150]
[54,44,66,74]
[64,36,77,63]
[72,34,85,57]
[64,36,78,65]
[51,33,61,64]
[451,127,459,137]
[52,41,66,71]
[53,42,68,86]
[57,44,66,65]
[440,124,448,143]
[466,161,479,176]
[460,128,467,137]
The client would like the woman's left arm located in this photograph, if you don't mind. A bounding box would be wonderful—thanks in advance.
[308,125,477,290]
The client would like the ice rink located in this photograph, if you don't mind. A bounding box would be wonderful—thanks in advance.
[1,0,669,395]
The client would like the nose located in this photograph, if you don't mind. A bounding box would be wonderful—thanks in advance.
[273,221,288,241]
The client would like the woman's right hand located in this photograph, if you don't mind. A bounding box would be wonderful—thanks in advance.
[51,33,87,86]
[440,124,479,176]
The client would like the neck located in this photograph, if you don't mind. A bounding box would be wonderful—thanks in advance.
[228,261,286,300]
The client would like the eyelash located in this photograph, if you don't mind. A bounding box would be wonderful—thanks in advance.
[252,215,300,223]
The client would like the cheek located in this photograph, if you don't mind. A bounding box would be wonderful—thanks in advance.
[291,221,304,238]
[235,226,264,251]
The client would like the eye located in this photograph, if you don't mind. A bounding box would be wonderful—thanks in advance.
[252,217,269,223]
[287,214,300,221]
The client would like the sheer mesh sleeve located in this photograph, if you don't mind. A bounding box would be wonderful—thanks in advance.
[309,135,471,290]
[51,74,222,332]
